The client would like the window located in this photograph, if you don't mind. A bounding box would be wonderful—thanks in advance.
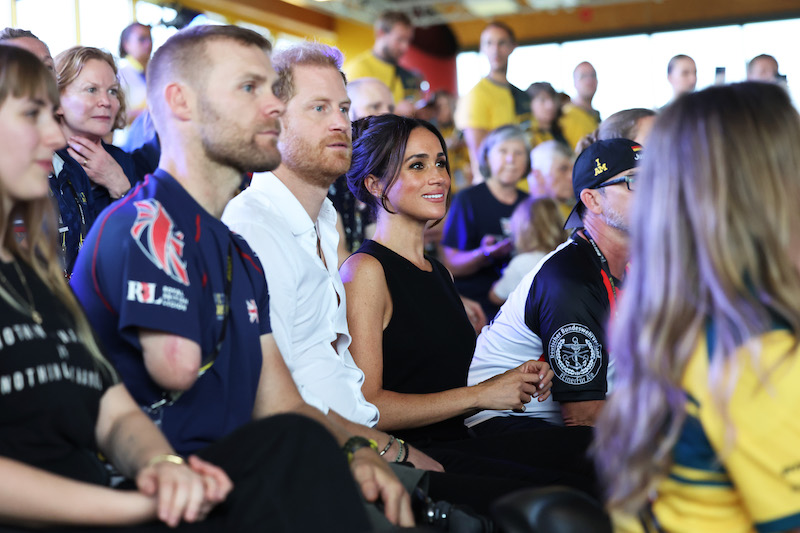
[458,18,800,119]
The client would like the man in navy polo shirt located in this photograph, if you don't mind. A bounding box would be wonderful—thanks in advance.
[468,138,641,433]
[71,24,412,531]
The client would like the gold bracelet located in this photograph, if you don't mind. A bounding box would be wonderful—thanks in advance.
[145,453,185,469]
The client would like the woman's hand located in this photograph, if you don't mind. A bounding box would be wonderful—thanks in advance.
[460,295,487,333]
[475,359,553,411]
[136,455,232,527]
[517,359,554,402]
[67,135,130,198]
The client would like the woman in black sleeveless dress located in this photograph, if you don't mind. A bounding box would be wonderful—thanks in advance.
[340,115,597,498]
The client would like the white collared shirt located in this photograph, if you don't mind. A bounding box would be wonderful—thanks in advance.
[222,172,380,427]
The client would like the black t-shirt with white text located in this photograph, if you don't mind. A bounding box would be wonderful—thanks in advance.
[0,259,117,485]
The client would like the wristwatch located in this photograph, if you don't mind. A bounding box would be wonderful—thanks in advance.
[342,436,379,463]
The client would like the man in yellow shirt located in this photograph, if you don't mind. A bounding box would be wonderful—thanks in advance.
[344,11,421,117]
[455,22,531,184]
[560,62,600,151]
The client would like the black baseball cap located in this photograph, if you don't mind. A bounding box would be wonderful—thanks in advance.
[564,138,643,229]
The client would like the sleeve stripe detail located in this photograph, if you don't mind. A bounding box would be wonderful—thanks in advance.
[670,464,729,483]
[756,512,800,533]
[91,177,146,313]
[667,472,732,487]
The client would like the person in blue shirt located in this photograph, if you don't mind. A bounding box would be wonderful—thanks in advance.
[53,46,137,276]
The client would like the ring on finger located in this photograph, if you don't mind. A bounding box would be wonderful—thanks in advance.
[82,159,88,167]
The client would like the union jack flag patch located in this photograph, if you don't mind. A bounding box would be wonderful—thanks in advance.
[246,299,259,324]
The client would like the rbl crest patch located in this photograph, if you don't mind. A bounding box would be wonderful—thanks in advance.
[130,200,190,286]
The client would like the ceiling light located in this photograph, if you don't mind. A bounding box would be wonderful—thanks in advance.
[463,0,519,17]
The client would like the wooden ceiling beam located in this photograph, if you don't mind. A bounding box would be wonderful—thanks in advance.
[450,0,800,48]
[175,0,337,40]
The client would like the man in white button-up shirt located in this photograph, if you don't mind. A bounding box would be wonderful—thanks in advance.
[222,42,442,473]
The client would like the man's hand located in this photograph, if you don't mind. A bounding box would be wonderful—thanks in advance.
[349,448,415,527]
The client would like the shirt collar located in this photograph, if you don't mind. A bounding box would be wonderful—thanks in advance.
[124,56,146,73]
[250,171,337,236]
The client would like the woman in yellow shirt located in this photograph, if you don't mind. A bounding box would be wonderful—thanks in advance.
[594,82,800,532]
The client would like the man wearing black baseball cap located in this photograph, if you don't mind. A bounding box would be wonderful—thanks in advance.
[466,138,642,435]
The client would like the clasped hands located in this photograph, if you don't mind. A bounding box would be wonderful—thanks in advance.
[136,454,233,528]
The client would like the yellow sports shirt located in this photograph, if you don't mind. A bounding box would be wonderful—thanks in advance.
[344,51,419,104]
[615,328,800,533]
[454,77,530,133]
[559,103,600,151]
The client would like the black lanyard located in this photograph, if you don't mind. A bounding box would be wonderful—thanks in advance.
[60,178,88,251]
[202,242,234,371]
[581,230,618,308]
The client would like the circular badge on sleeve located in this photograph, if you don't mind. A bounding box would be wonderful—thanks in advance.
[548,323,602,385]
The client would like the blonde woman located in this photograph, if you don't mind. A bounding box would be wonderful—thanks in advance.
[489,196,568,305]
[594,82,800,532]
[53,46,136,275]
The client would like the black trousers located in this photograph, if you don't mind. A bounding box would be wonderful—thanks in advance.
[413,421,598,513]
[0,414,373,533]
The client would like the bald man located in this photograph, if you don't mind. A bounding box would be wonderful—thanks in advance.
[347,77,394,121]
[747,54,779,83]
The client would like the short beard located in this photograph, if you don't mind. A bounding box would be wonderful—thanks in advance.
[199,96,282,174]
[380,45,400,65]
[602,204,629,234]
[278,130,351,190]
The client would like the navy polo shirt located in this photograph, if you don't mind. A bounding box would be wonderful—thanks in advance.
[71,169,270,455]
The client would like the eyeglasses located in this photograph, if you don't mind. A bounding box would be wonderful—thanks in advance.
[595,174,635,191]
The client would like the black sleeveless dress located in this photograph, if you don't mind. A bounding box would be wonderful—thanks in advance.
[353,240,476,444]
[353,241,599,504]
